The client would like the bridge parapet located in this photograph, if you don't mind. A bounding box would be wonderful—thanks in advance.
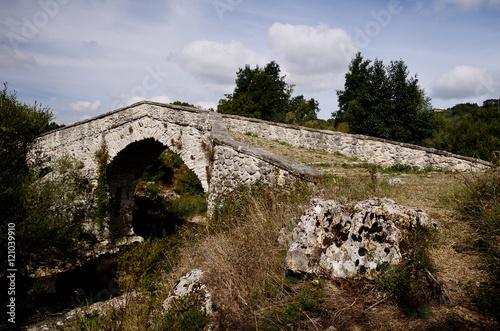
[222,114,494,172]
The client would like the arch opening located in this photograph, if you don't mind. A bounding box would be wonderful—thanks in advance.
[107,138,206,239]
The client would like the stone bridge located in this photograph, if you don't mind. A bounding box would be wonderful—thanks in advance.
[32,101,321,243]
[32,101,493,244]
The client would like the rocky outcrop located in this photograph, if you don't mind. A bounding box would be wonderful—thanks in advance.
[286,198,439,279]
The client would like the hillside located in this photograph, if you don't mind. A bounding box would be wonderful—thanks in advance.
[30,132,499,330]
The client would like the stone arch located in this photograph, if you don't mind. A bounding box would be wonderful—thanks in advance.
[105,136,207,239]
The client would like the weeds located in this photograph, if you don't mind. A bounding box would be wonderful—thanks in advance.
[262,278,334,330]
[454,169,500,320]
[95,138,110,232]
[375,226,440,315]
[161,294,207,330]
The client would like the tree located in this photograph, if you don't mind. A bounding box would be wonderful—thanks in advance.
[172,101,196,108]
[0,83,88,272]
[218,61,296,123]
[0,83,54,227]
[334,53,434,144]
[286,95,320,125]
[426,101,500,162]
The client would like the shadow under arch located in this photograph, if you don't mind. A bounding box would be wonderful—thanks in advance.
[106,138,206,240]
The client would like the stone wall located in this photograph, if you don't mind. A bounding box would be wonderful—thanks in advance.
[222,115,494,172]
[207,113,323,212]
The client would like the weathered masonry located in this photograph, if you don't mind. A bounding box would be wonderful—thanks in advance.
[222,114,494,172]
[31,101,322,243]
[31,101,493,244]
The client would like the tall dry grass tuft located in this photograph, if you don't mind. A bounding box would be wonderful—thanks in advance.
[454,169,500,320]
[184,181,314,327]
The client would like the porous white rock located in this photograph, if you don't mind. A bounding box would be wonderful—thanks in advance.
[286,198,439,279]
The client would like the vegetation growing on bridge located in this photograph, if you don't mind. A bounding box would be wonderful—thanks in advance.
[95,138,110,232]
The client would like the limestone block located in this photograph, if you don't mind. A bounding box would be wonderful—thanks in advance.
[286,198,439,279]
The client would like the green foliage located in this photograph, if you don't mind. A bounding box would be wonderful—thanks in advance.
[375,226,438,314]
[18,156,95,270]
[166,194,207,220]
[454,170,500,320]
[142,152,179,184]
[218,61,319,124]
[161,294,206,331]
[174,168,203,195]
[137,149,207,235]
[363,162,379,194]
[380,163,435,175]
[263,279,333,330]
[425,102,500,162]
[0,83,55,229]
[335,52,434,144]
[172,101,196,108]
[0,83,85,270]
[118,226,193,291]
[95,139,110,232]
[382,163,417,174]
[286,95,319,125]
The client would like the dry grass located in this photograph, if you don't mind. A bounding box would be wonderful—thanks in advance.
[63,133,499,330]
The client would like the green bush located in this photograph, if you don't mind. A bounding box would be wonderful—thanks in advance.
[375,226,439,315]
[18,156,95,268]
[161,295,206,331]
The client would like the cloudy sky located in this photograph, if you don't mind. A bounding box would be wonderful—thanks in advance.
[1,0,499,124]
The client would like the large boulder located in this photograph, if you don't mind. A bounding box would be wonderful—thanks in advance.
[286,198,439,279]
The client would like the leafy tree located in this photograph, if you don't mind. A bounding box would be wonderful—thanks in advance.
[218,61,299,123]
[334,53,434,144]
[0,83,88,271]
[172,101,196,108]
[286,95,320,125]
[0,83,54,228]
[426,101,500,162]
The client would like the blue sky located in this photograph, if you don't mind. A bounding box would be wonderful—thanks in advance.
[1,0,499,124]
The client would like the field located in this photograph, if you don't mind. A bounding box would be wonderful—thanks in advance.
[40,132,498,330]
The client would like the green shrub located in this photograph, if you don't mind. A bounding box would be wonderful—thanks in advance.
[118,224,195,291]
[161,295,206,331]
[166,194,207,219]
[95,139,110,232]
[375,226,439,314]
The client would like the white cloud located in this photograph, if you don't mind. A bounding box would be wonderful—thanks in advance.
[150,95,173,104]
[431,66,500,99]
[69,100,101,113]
[173,40,267,85]
[432,0,500,11]
[0,45,36,68]
[268,23,357,92]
